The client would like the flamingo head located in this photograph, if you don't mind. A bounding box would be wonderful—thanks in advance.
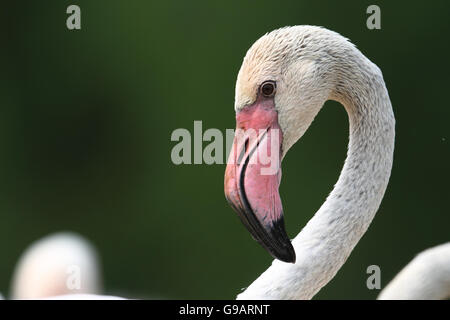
[225,26,337,263]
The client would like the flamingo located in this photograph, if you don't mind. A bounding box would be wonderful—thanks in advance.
[10,232,102,299]
[224,25,448,299]
[378,242,450,300]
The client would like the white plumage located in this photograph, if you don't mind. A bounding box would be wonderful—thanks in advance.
[236,25,395,300]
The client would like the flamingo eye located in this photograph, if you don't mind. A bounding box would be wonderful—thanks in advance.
[260,81,276,97]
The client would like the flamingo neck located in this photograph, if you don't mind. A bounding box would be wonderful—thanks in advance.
[237,53,395,299]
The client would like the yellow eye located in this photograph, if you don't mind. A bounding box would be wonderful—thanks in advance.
[260,81,276,97]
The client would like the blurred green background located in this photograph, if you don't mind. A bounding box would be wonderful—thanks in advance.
[0,1,448,299]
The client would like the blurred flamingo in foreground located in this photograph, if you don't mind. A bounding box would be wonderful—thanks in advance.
[10,232,103,299]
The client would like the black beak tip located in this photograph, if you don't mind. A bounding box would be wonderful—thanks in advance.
[274,243,296,263]
[267,236,296,263]
[263,217,296,264]
[227,182,296,264]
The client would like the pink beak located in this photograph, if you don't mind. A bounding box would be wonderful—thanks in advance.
[224,98,296,263]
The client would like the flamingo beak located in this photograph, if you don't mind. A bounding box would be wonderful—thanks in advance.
[224,100,296,263]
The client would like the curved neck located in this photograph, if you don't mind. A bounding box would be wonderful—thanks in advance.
[237,54,395,299]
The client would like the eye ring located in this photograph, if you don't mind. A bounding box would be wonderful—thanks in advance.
[260,81,276,97]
